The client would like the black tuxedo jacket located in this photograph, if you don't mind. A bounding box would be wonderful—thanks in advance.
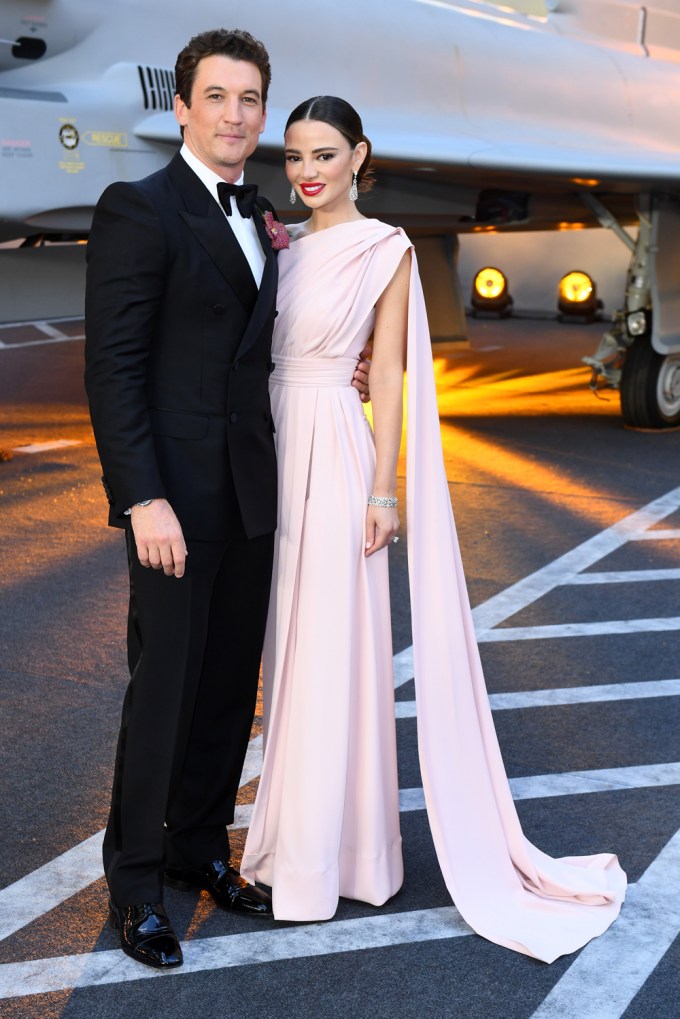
[84,152,278,541]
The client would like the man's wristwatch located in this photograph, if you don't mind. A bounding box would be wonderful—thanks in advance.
[123,499,154,516]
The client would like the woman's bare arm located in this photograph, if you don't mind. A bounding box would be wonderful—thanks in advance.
[365,249,411,557]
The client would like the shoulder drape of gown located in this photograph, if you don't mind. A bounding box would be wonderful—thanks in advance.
[243,219,626,963]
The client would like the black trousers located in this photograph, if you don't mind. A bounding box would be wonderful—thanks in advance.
[103,526,274,907]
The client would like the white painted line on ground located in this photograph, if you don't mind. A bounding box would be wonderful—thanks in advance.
[12,439,81,454]
[395,678,680,716]
[479,617,680,642]
[391,488,680,679]
[0,906,472,999]
[393,645,414,688]
[0,739,259,944]
[5,756,676,944]
[0,318,83,332]
[529,827,680,1019]
[398,788,426,813]
[0,737,261,942]
[233,803,254,829]
[0,319,85,351]
[4,816,680,1003]
[5,815,679,1006]
[396,763,680,812]
[0,832,104,942]
[396,763,680,813]
[3,486,679,976]
[507,762,680,800]
[29,322,73,340]
[567,568,680,584]
[631,529,680,542]
[491,678,680,708]
[0,334,85,349]
[471,486,680,637]
[489,678,680,708]
[239,734,262,786]
[230,762,680,830]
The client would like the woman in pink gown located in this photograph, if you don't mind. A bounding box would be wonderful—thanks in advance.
[241,97,626,963]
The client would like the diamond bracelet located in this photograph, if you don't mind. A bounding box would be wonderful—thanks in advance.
[368,495,398,508]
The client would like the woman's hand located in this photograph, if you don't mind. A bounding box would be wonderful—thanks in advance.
[365,504,400,557]
[352,342,373,403]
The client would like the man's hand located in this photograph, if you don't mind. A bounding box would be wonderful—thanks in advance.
[352,343,372,403]
[131,498,187,578]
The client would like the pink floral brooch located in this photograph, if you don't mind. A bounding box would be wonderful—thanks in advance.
[262,210,290,250]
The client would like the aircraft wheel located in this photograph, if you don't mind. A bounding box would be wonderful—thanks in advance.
[620,338,680,428]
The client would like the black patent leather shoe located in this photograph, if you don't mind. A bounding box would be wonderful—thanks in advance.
[165,859,273,915]
[108,901,183,968]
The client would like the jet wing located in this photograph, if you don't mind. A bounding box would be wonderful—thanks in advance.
[2,0,680,237]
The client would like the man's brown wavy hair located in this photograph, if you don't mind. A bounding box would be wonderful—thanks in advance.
[175,28,271,111]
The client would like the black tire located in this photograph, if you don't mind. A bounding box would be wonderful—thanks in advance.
[620,338,680,428]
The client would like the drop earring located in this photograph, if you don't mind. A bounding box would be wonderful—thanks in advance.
[349,171,358,203]
[289,186,297,205]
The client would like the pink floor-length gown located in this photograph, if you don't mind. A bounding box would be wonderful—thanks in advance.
[241,218,627,963]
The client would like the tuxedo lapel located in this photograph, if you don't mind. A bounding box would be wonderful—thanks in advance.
[235,207,278,359]
[179,207,259,311]
[168,153,258,312]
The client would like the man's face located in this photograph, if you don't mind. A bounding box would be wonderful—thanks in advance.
[175,54,267,180]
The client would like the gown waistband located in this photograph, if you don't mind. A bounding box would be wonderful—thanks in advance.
[270,354,357,388]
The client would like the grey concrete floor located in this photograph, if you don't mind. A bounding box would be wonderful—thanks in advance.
[1,317,679,1018]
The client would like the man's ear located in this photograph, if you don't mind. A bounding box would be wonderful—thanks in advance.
[174,93,188,129]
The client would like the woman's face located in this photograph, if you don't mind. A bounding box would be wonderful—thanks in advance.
[284,119,366,212]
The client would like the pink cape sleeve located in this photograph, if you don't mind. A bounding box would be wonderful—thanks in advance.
[403,247,627,962]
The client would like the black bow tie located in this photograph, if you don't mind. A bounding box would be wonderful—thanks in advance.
[217,181,258,219]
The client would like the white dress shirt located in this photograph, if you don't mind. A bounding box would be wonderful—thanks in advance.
[180,144,266,287]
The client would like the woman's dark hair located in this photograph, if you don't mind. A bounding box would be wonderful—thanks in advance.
[285,96,375,193]
[175,28,271,109]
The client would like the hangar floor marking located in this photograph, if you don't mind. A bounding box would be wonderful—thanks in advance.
[529,827,680,1019]
[2,831,679,1004]
[0,907,472,999]
[0,318,85,349]
[2,485,680,1006]
[2,747,678,946]
[12,439,82,454]
[480,616,680,641]
[395,678,680,714]
[470,484,680,638]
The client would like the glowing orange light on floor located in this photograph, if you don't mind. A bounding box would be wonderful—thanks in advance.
[474,268,506,301]
[558,272,594,304]
[391,355,625,533]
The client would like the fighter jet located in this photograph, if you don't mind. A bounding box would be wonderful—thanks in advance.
[1,0,679,428]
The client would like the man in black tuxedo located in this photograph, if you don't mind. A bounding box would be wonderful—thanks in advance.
[85,29,284,970]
